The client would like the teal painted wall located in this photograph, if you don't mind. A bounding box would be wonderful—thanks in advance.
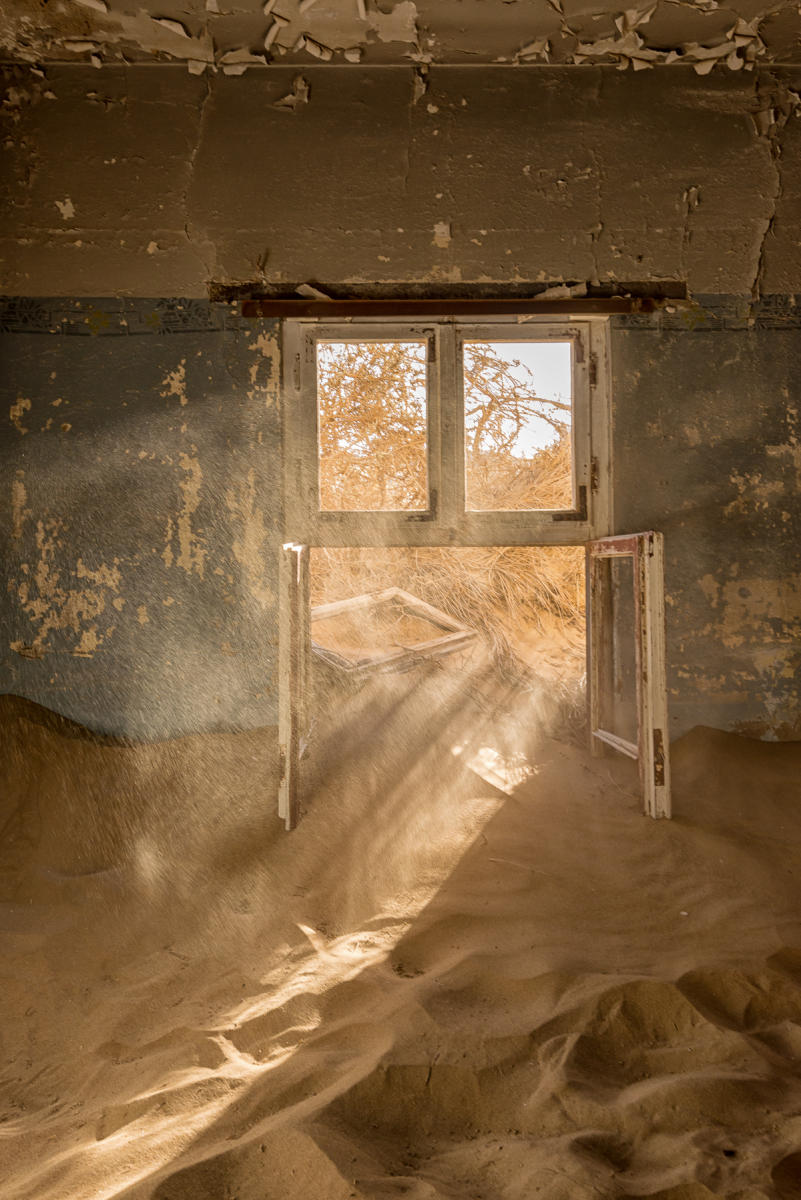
[1,300,282,738]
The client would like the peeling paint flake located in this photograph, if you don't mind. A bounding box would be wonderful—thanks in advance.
[432,220,452,248]
[160,359,188,406]
[226,468,275,607]
[273,74,310,112]
[76,558,122,590]
[72,628,102,657]
[55,197,75,222]
[698,571,801,649]
[264,14,290,48]
[219,48,266,74]
[10,397,32,434]
[163,454,207,579]
[11,516,123,657]
[153,17,190,38]
[371,0,418,46]
[12,474,31,539]
[247,328,280,405]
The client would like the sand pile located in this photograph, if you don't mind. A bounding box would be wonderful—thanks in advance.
[2,678,801,1200]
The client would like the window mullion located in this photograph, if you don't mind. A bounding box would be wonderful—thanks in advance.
[437,323,462,527]
[425,327,442,522]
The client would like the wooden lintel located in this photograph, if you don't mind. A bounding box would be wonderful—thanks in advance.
[242,297,657,319]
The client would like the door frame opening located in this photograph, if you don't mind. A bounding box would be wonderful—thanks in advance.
[278,315,670,826]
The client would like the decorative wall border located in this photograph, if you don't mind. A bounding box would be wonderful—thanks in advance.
[0,298,258,335]
[4,295,801,335]
[614,294,801,331]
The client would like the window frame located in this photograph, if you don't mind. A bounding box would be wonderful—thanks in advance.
[587,531,671,819]
[282,316,610,547]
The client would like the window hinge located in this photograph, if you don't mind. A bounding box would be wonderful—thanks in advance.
[293,353,300,390]
[589,352,598,388]
[590,456,600,493]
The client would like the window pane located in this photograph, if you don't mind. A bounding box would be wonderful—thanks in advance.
[598,556,638,746]
[317,341,427,512]
[464,340,573,512]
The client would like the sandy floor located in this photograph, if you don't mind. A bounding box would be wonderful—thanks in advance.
[2,666,801,1200]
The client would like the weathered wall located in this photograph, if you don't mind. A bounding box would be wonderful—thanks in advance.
[1,299,281,738]
[2,64,800,297]
[613,301,801,740]
[1,65,799,741]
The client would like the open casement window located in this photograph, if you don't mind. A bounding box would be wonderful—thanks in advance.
[278,316,611,828]
[587,531,671,819]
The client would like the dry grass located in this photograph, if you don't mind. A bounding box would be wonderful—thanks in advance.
[311,543,584,671]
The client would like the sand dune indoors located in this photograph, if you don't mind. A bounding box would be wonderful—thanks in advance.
[2,681,801,1200]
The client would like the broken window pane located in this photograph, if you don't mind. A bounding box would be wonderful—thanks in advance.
[464,340,573,512]
[317,341,428,512]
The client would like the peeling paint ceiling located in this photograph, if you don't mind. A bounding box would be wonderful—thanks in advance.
[2,0,801,73]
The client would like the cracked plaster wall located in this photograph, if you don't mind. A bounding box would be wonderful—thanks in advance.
[0,301,282,738]
[3,65,801,296]
[613,308,801,740]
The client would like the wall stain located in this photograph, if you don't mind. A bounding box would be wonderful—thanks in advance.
[724,468,786,517]
[697,571,800,648]
[10,516,123,657]
[247,329,280,407]
[11,472,31,538]
[163,451,206,578]
[226,467,274,606]
[10,396,31,433]
[160,358,188,406]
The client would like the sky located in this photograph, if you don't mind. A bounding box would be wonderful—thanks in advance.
[464,339,573,454]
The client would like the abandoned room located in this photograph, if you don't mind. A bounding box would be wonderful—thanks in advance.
[2,0,801,1195]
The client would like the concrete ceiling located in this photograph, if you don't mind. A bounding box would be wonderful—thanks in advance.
[2,0,800,72]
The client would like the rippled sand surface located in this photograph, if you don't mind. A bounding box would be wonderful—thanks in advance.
[2,684,801,1200]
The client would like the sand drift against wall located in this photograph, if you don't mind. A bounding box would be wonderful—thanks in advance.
[2,688,801,1199]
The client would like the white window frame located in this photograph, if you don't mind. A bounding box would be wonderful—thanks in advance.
[587,531,671,819]
[282,316,611,547]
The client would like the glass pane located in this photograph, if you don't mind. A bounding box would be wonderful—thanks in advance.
[464,340,573,512]
[317,341,427,512]
[598,556,638,746]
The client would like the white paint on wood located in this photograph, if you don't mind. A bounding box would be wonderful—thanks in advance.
[278,542,310,830]
[587,531,671,819]
[283,315,610,548]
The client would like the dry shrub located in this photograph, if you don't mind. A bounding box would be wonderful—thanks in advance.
[311,545,583,661]
[318,340,427,511]
[313,341,585,677]
[466,434,573,512]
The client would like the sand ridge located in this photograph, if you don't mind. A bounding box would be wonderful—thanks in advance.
[2,682,801,1199]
